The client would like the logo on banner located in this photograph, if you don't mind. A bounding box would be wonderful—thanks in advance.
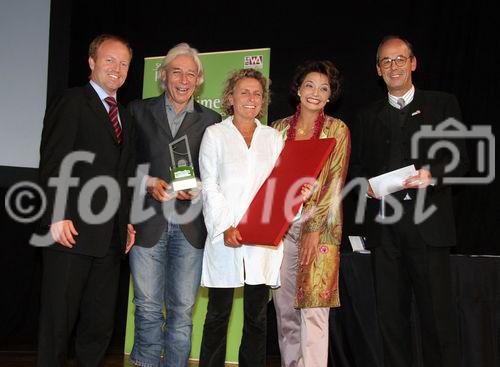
[244,55,263,69]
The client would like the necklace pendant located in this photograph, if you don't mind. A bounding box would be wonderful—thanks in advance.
[297,128,305,135]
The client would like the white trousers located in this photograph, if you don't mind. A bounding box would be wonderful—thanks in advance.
[272,220,330,367]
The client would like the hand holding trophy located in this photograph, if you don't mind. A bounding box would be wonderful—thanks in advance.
[169,135,199,194]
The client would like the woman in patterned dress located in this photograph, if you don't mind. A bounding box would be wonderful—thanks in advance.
[272,60,351,367]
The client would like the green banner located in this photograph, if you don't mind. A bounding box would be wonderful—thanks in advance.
[125,48,271,363]
[142,48,271,123]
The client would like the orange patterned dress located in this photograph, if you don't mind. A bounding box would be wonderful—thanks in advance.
[273,115,351,308]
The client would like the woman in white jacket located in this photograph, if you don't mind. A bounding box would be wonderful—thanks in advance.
[198,68,283,367]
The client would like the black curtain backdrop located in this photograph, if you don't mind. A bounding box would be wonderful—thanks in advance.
[45,0,498,255]
[330,253,500,367]
[1,0,498,360]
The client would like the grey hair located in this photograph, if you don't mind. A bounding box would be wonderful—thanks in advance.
[159,43,204,90]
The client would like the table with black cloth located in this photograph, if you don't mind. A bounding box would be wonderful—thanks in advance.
[326,253,500,367]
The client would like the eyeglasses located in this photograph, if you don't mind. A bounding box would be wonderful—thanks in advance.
[378,55,412,69]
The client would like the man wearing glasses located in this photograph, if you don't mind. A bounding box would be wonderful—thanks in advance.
[351,35,468,367]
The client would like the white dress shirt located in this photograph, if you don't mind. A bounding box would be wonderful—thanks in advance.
[89,79,122,127]
[199,116,284,288]
[388,85,415,109]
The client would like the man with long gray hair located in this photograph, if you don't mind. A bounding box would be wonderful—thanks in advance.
[128,43,221,367]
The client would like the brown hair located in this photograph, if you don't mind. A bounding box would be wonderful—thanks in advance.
[291,60,341,102]
[376,35,414,65]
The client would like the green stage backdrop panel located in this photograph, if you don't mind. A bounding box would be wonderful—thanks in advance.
[125,48,271,363]
[142,48,271,123]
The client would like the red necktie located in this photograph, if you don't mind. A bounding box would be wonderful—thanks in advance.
[104,96,122,144]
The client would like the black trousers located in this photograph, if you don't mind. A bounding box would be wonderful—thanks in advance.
[199,284,269,367]
[371,203,459,367]
[37,244,121,367]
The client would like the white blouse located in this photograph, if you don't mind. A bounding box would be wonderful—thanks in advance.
[199,116,284,288]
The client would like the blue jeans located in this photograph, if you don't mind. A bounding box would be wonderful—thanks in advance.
[129,222,203,367]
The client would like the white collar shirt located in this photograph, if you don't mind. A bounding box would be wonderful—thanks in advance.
[199,116,284,287]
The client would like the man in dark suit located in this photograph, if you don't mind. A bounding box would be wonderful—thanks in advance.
[351,36,469,367]
[37,34,136,366]
[128,43,221,367]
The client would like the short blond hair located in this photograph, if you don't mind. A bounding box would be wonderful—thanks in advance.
[221,68,270,119]
[88,34,132,60]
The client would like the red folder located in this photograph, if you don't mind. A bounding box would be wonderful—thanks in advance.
[238,138,336,245]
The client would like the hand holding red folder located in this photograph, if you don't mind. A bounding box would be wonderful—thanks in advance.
[237,138,336,245]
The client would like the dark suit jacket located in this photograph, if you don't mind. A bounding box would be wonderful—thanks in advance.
[350,89,469,248]
[129,94,221,248]
[39,83,136,257]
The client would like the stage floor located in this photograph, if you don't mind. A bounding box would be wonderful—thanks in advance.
[0,351,282,366]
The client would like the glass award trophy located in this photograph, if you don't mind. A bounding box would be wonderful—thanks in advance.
[169,135,197,192]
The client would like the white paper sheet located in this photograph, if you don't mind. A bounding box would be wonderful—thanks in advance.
[348,236,370,253]
[368,165,417,197]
